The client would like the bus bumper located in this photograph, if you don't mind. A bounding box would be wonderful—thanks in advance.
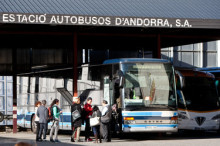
[122,124,178,133]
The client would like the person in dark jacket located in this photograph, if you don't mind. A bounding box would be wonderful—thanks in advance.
[37,100,48,141]
[71,97,82,142]
[91,105,101,143]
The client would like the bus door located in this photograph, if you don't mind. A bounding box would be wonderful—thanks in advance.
[103,76,111,105]
[57,88,73,130]
[104,75,122,132]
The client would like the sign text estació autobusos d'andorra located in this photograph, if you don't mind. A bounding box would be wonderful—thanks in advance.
[1,13,217,28]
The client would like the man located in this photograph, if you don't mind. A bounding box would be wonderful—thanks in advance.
[84,97,93,142]
[101,100,112,142]
[37,100,48,141]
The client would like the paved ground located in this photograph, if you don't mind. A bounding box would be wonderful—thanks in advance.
[1,131,220,146]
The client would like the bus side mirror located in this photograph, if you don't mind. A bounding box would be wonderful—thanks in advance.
[175,71,184,90]
[215,80,219,87]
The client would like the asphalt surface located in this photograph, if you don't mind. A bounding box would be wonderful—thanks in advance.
[1,131,220,146]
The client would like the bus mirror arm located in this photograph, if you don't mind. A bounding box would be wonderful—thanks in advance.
[119,76,125,88]
[118,70,125,88]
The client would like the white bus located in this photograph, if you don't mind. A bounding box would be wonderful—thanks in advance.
[17,58,178,134]
[176,69,220,131]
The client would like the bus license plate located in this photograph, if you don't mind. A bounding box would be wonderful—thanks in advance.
[146,126,157,130]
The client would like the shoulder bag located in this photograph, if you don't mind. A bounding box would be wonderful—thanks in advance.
[90,112,100,126]
[72,106,81,122]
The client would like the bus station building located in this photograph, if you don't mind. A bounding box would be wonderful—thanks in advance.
[0,0,219,132]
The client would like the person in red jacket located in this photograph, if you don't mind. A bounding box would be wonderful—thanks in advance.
[84,97,93,142]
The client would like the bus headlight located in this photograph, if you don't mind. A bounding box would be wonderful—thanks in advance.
[170,116,178,124]
[124,117,135,124]
[124,120,136,124]
[212,114,220,120]
[178,113,189,119]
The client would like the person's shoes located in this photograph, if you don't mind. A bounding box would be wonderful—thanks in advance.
[102,140,108,143]
[36,138,42,142]
[87,138,93,142]
[50,139,55,142]
[75,139,83,142]
[71,138,75,142]
[54,139,60,143]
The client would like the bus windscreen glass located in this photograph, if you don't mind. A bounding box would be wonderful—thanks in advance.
[121,63,176,110]
[182,77,219,111]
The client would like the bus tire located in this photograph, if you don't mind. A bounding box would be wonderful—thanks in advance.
[31,115,37,134]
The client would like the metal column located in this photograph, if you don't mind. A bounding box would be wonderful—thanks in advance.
[13,48,17,133]
[73,32,78,97]
[13,75,17,133]
[157,34,161,59]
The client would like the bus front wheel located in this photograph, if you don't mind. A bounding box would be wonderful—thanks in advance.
[31,115,37,134]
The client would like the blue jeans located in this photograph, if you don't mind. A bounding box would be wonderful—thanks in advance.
[92,125,100,135]
[38,123,47,139]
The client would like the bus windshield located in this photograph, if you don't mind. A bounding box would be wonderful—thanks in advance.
[182,77,219,111]
[121,63,176,110]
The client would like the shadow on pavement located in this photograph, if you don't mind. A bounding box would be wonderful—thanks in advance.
[117,131,220,141]
[0,136,84,146]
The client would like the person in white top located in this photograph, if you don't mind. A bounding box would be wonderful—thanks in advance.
[101,100,112,142]
[35,101,41,141]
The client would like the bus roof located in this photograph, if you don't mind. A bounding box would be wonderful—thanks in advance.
[196,67,220,71]
[103,58,170,64]
[176,69,215,78]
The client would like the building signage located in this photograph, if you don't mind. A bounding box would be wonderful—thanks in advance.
[0,13,219,29]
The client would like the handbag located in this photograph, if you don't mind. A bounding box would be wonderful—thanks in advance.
[90,117,100,127]
[72,109,81,122]
[101,106,112,124]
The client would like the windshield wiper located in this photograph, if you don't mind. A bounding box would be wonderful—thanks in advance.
[126,107,143,111]
[148,104,176,110]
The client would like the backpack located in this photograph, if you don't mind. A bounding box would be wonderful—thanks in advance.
[48,106,54,122]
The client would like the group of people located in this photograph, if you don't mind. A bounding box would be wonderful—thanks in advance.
[34,99,62,143]
[71,97,112,143]
[34,97,112,143]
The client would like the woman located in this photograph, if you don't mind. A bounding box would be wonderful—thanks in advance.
[49,99,62,143]
[84,97,93,142]
[91,105,101,143]
[35,101,41,141]
[71,97,82,142]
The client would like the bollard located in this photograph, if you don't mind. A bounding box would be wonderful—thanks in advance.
[13,105,17,133]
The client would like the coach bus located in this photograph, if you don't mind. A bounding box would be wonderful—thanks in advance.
[196,67,220,96]
[17,58,178,133]
[176,69,220,131]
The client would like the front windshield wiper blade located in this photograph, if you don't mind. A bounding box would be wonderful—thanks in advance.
[148,104,176,110]
[126,105,176,111]
[126,107,143,111]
